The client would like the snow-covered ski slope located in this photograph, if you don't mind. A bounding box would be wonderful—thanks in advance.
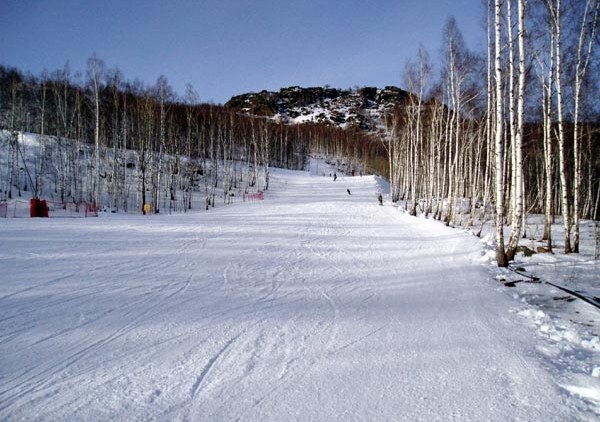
[0,167,592,421]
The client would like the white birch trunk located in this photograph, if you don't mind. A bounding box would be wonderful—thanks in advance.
[494,0,508,266]
[507,0,526,261]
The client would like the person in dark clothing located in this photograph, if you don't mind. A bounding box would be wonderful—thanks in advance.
[347,189,351,195]
[333,173,337,181]
[378,193,383,205]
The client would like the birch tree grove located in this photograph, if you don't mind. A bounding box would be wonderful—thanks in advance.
[537,0,600,253]
[373,0,598,263]
[0,59,312,213]
[1,9,599,261]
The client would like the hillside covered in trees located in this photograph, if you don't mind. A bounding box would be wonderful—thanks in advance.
[0,62,381,215]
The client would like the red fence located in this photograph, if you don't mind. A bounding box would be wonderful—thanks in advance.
[0,199,98,218]
[247,191,264,201]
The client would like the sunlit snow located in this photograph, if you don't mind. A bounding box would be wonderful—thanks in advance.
[1,163,598,420]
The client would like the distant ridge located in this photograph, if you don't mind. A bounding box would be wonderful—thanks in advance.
[224,86,411,131]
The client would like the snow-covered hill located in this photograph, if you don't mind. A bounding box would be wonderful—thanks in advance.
[0,130,267,215]
[1,162,598,420]
[225,85,411,131]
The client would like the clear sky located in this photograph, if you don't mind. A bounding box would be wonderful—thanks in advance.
[0,0,485,104]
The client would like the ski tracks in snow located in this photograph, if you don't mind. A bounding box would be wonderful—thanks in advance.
[0,169,589,420]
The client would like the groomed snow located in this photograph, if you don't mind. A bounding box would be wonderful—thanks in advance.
[0,167,595,420]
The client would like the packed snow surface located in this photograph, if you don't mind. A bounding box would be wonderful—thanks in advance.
[0,167,594,420]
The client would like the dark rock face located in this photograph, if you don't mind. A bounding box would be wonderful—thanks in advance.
[225,86,410,131]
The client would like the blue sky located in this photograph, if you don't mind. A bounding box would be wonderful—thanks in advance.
[0,0,485,104]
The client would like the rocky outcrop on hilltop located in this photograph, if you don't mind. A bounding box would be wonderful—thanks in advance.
[225,86,411,131]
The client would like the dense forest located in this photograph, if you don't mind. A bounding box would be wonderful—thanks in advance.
[1,0,599,266]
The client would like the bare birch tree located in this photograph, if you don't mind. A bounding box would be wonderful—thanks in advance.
[86,55,105,206]
[571,0,599,252]
[506,0,527,261]
[494,0,509,266]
